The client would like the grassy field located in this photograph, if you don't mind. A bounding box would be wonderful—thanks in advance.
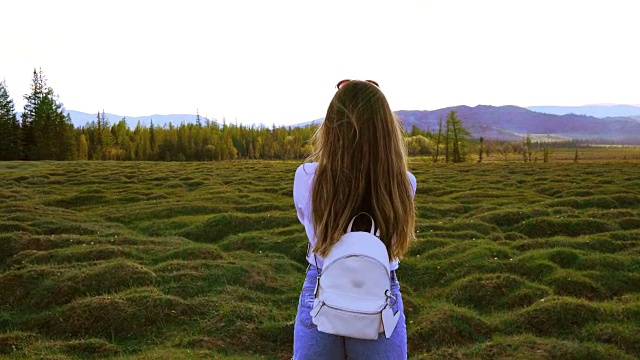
[1,159,639,359]
[479,145,640,163]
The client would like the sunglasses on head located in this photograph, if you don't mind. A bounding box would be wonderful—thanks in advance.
[336,79,380,89]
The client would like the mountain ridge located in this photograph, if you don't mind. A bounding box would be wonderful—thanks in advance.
[527,104,640,118]
[396,105,640,143]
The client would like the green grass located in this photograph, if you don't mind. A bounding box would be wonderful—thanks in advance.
[0,160,639,359]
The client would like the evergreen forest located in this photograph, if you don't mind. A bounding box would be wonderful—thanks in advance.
[1,69,470,162]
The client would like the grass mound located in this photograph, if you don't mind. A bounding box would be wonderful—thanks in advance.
[426,230,486,240]
[0,221,33,234]
[543,196,621,209]
[108,204,229,225]
[155,255,300,299]
[609,193,640,207]
[0,233,80,264]
[608,229,640,242]
[0,331,37,354]
[617,217,640,230]
[417,203,467,219]
[585,209,638,220]
[507,296,605,337]
[422,334,636,360]
[447,190,510,204]
[421,220,498,236]
[179,212,299,243]
[419,240,511,261]
[50,260,157,306]
[447,274,550,312]
[505,258,559,281]
[472,207,550,228]
[0,267,58,310]
[30,219,98,236]
[410,304,493,350]
[584,271,640,298]
[217,232,307,264]
[406,239,453,256]
[579,253,640,272]
[155,244,226,262]
[580,323,640,357]
[194,292,294,356]
[45,193,109,209]
[1,260,157,311]
[542,270,607,300]
[515,218,617,238]
[401,243,513,289]
[510,236,627,254]
[10,244,137,266]
[544,248,583,268]
[59,338,118,358]
[35,288,190,340]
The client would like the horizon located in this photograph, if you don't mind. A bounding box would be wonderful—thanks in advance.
[3,0,638,126]
[32,103,639,130]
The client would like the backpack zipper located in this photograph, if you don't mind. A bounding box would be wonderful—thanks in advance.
[315,254,389,297]
[313,300,385,316]
[320,254,389,276]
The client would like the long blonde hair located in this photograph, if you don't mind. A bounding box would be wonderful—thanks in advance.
[310,80,415,260]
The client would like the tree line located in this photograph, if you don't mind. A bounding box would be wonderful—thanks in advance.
[2,68,477,162]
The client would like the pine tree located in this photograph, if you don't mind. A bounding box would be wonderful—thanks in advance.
[0,80,21,160]
[55,113,76,160]
[77,132,89,160]
[444,116,451,163]
[21,69,45,159]
[433,117,443,163]
[445,111,471,163]
[21,68,74,160]
[100,111,114,159]
[95,111,103,159]
[526,135,533,162]
[149,119,156,159]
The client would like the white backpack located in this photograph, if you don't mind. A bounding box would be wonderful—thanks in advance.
[310,213,400,340]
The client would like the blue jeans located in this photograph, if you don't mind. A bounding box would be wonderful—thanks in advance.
[293,265,407,359]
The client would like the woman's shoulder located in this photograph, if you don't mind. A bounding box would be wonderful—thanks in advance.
[407,171,417,195]
[407,171,416,183]
[295,162,318,177]
[293,162,318,205]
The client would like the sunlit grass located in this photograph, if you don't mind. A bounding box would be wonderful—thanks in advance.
[0,159,639,359]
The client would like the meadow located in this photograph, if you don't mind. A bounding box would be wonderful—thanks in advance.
[1,158,639,359]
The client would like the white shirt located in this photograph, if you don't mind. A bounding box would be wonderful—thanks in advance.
[293,162,417,270]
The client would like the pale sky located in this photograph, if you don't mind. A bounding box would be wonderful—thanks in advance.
[2,0,638,126]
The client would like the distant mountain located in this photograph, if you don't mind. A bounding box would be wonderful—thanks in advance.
[396,105,640,144]
[65,110,214,129]
[527,105,640,118]
[62,106,640,144]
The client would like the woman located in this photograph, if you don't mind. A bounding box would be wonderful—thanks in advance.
[292,79,417,359]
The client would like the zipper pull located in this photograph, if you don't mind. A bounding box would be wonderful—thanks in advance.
[310,301,323,317]
[314,274,320,297]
